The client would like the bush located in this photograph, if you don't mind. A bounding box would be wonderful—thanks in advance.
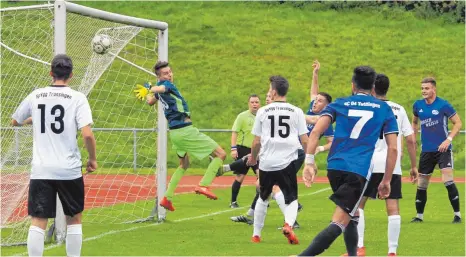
[261,1,465,23]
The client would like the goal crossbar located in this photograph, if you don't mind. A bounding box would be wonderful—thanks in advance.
[0,0,169,246]
[65,2,168,30]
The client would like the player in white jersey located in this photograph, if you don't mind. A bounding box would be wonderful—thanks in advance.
[341,74,419,257]
[246,75,308,244]
[11,54,97,257]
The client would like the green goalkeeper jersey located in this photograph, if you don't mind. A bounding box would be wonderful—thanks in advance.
[231,110,256,148]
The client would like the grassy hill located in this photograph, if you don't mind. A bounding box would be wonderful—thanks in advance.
[2,1,465,171]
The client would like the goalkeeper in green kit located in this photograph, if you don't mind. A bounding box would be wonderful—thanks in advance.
[134,61,226,211]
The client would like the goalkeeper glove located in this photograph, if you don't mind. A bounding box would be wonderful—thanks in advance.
[134,82,152,101]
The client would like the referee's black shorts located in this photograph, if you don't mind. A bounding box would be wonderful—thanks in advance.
[234,145,258,175]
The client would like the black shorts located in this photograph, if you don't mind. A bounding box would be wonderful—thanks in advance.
[259,162,297,204]
[233,145,258,175]
[292,149,305,174]
[364,173,402,199]
[28,177,85,218]
[327,170,368,217]
[419,150,453,175]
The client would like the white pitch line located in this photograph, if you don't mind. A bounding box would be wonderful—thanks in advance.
[15,187,330,256]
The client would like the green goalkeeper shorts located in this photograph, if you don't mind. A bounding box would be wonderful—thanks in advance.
[169,125,219,160]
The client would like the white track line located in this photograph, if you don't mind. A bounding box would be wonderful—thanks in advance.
[14,187,330,256]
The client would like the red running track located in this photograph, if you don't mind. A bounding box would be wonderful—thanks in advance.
[3,174,464,222]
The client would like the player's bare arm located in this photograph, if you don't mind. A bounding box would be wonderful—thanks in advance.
[231,131,239,159]
[303,115,331,187]
[412,115,419,143]
[11,117,32,126]
[305,115,319,125]
[405,133,419,184]
[300,133,309,153]
[309,60,320,101]
[81,125,98,173]
[146,94,157,106]
[438,114,462,152]
[378,133,398,199]
[150,85,166,94]
[316,136,333,154]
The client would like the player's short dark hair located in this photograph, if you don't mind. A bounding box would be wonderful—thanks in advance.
[249,94,260,100]
[318,92,332,103]
[352,66,376,91]
[421,77,436,87]
[154,61,169,76]
[374,73,390,96]
[269,75,289,97]
[51,54,73,80]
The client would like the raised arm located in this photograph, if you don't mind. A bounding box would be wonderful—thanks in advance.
[310,60,320,101]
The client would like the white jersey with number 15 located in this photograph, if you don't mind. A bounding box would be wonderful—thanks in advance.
[252,102,308,172]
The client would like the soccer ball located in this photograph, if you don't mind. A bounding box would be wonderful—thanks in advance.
[92,34,112,54]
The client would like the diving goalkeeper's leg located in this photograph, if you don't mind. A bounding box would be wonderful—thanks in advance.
[160,155,189,211]
[196,146,226,200]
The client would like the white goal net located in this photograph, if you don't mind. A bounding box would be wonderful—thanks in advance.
[1,1,168,246]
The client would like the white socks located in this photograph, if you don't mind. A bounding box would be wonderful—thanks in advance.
[253,198,268,237]
[388,215,401,254]
[27,224,82,257]
[66,224,83,257]
[284,200,298,226]
[454,212,461,218]
[416,213,424,220]
[247,208,254,217]
[28,226,45,257]
[223,165,231,172]
[357,208,365,248]
[274,191,286,216]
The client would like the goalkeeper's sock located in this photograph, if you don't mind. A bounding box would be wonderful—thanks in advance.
[66,224,82,257]
[27,226,45,257]
[165,167,186,200]
[199,157,223,187]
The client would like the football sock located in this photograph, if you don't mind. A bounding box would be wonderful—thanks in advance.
[388,215,401,254]
[415,187,427,217]
[253,198,268,237]
[231,180,242,202]
[284,200,298,226]
[274,191,286,216]
[165,167,186,200]
[344,219,359,257]
[66,224,83,257]
[28,226,45,257]
[445,181,460,213]
[357,208,365,248]
[199,157,223,186]
[298,222,344,256]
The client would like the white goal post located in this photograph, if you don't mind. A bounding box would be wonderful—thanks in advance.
[1,1,168,246]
